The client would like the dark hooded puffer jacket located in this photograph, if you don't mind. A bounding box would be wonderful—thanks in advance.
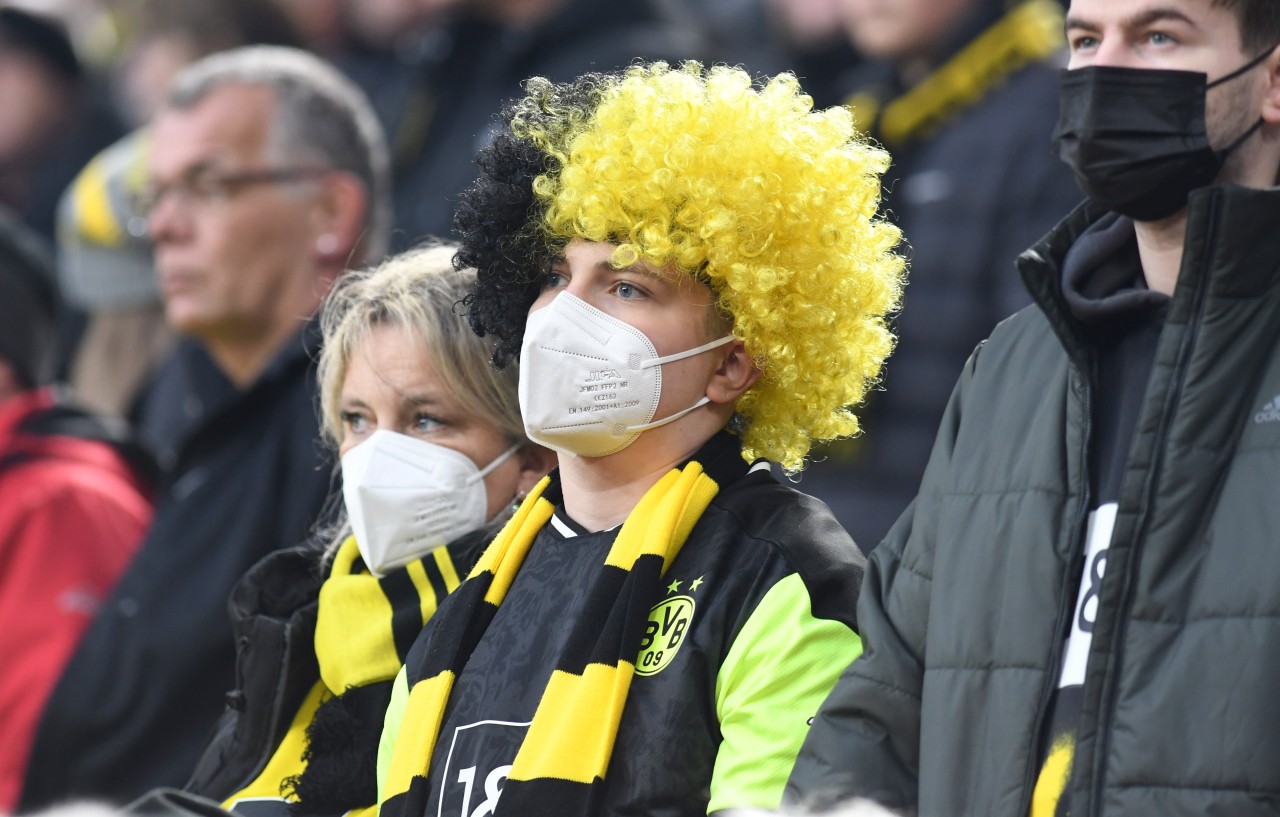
[786,185,1280,816]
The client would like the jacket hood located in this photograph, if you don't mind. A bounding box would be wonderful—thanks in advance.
[1018,184,1280,357]
[1059,212,1167,341]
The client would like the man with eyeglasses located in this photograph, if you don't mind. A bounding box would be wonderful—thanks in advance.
[19,46,390,808]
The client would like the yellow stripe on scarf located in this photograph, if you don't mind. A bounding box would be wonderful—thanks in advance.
[1031,734,1075,817]
[604,463,719,572]
[472,475,555,604]
[865,0,1064,146]
[223,680,330,807]
[315,537,402,692]
[384,672,457,799]
[507,662,637,784]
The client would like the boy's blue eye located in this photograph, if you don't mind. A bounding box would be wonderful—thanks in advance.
[616,282,641,299]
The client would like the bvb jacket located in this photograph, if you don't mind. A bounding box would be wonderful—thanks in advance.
[378,432,866,816]
[787,185,1280,816]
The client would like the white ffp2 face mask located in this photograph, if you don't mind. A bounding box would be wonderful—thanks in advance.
[340,429,518,576]
[518,292,734,458]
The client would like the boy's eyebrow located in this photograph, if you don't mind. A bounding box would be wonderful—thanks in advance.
[598,259,665,280]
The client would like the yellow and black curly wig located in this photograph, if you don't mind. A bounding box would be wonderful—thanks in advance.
[456,62,905,473]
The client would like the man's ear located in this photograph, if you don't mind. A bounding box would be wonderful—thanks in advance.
[513,442,557,497]
[705,339,762,406]
[1260,44,1280,125]
[310,171,369,268]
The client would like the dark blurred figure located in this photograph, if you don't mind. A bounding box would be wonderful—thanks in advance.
[112,0,300,127]
[0,213,152,813]
[375,0,707,247]
[798,0,1081,550]
[271,0,441,179]
[0,7,124,241]
[19,45,389,808]
[684,0,862,107]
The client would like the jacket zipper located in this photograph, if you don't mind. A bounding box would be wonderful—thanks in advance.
[1016,357,1096,817]
[1084,200,1219,816]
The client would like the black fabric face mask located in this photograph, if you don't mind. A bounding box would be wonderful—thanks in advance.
[1053,50,1273,221]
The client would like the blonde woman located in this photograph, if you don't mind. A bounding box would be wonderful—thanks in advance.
[183,245,553,817]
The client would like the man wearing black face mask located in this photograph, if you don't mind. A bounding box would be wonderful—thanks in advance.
[786,1,1280,816]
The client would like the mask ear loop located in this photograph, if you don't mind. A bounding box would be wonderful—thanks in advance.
[626,334,738,433]
[1206,45,1277,89]
[1206,46,1278,160]
[471,442,528,524]
[467,443,522,485]
[637,334,736,370]
[1219,117,1266,157]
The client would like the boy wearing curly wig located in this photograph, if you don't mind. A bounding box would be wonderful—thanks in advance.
[377,62,904,817]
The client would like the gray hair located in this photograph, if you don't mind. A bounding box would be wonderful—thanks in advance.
[165,45,391,266]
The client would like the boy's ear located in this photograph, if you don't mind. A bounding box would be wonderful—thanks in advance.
[706,339,761,405]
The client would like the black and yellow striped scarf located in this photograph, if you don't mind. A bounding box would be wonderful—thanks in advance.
[315,536,464,692]
[280,537,467,814]
[380,461,720,817]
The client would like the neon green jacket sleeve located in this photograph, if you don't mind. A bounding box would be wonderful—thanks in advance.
[709,572,862,813]
[377,664,411,809]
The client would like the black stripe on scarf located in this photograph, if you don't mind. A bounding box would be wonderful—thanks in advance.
[421,556,451,613]
[382,568,426,662]
[493,776,601,817]
[556,555,665,674]
[413,572,497,680]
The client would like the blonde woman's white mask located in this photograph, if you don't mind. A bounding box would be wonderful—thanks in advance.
[341,429,517,576]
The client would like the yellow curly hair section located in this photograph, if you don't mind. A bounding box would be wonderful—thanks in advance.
[517,62,906,473]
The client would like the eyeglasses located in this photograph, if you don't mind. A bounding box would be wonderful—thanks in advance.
[132,165,329,219]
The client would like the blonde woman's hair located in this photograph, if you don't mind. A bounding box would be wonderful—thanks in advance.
[317,243,522,449]
[315,243,523,558]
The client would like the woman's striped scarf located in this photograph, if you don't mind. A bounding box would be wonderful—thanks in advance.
[283,536,467,814]
[380,460,720,817]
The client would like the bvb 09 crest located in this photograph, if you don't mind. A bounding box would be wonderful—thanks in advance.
[636,595,695,676]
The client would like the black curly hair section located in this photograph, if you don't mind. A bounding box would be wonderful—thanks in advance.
[454,72,608,369]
